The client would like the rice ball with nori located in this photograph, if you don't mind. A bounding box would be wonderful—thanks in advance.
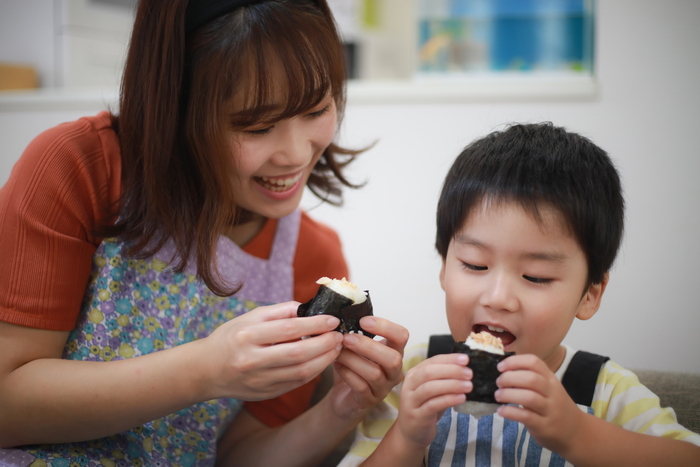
[452,331,515,418]
[297,277,375,338]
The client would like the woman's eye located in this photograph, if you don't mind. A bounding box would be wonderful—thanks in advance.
[461,262,487,271]
[523,275,552,284]
[307,104,330,118]
[245,126,274,135]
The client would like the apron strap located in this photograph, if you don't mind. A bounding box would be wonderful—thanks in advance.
[561,350,609,406]
[269,208,302,266]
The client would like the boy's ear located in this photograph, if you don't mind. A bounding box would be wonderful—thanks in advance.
[439,259,446,291]
[576,272,609,321]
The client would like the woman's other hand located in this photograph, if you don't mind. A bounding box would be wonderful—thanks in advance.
[329,316,409,420]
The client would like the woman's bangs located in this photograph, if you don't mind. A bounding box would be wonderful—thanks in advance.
[231,3,344,126]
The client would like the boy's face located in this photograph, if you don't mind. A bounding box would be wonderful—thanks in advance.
[439,200,606,372]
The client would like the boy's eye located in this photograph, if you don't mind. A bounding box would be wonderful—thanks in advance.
[461,262,487,271]
[523,275,552,284]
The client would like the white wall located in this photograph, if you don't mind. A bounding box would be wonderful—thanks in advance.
[1,1,698,373]
[301,0,700,373]
[0,0,55,86]
[0,0,134,88]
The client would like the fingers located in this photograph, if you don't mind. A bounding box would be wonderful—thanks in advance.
[252,331,344,370]
[404,355,472,392]
[425,394,467,413]
[497,353,547,374]
[402,356,473,414]
[341,333,401,378]
[241,311,341,346]
[333,360,370,398]
[496,354,551,396]
[497,404,533,424]
[247,301,301,321]
[357,316,409,355]
[244,348,343,400]
[496,387,547,413]
[333,346,382,399]
[495,354,558,415]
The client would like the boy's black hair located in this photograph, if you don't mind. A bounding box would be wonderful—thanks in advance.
[435,122,624,286]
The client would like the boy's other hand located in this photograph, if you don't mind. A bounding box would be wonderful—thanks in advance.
[396,354,473,449]
[495,354,584,455]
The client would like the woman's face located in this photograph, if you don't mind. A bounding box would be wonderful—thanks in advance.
[226,93,337,221]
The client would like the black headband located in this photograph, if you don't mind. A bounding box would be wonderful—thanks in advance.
[185,0,258,35]
[185,0,327,36]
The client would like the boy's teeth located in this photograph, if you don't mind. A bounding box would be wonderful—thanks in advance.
[487,325,505,333]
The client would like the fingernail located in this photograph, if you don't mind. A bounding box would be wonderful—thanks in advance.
[344,334,359,345]
[463,381,473,392]
[335,332,344,343]
[497,362,504,371]
[463,368,472,379]
[336,344,343,352]
[360,316,375,328]
[456,354,468,365]
[328,317,340,327]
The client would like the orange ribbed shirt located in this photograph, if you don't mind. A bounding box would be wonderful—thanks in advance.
[0,111,349,426]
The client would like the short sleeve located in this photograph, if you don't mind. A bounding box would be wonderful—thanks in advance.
[592,360,700,446]
[0,112,122,330]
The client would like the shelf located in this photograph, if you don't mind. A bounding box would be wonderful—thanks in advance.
[0,74,597,112]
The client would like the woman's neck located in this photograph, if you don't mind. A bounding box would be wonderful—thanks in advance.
[226,212,267,247]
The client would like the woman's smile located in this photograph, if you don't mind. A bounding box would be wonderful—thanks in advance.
[253,171,305,200]
[254,171,304,192]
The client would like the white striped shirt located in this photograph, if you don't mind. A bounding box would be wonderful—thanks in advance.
[339,344,700,467]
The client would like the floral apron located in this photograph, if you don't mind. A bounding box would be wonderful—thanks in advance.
[2,210,301,467]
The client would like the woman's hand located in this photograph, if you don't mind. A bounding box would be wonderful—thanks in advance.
[394,353,472,448]
[327,317,409,420]
[201,301,344,401]
[495,354,583,455]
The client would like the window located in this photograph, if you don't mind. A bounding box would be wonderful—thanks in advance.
[416,0,594,77]
[329,0,596,101]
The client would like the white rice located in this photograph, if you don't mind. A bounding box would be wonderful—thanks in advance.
[453,400,500,420]
[316,277,367,304]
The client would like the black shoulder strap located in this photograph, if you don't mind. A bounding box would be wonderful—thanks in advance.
[428,334,456,358]
[561,350,610,407]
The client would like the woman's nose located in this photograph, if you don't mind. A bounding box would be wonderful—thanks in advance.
[479,272,519,312]
[271,119,312,167]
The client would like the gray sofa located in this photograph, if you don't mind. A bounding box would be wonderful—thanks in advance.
[315,368,700,467]
[632,368,700,434]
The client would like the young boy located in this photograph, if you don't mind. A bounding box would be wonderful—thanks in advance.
[338,123,700,466]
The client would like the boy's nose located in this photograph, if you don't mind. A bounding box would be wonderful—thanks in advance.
[479,273,519,312]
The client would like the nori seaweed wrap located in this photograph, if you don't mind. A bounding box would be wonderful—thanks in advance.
[452,331,515,417]
[297,277,375,338]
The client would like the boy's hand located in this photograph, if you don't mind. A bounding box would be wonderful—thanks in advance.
[395,354,473,448]
[495,354,583,455]
[329,316,409,420]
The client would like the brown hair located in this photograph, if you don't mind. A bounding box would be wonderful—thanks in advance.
[106,0,360,296]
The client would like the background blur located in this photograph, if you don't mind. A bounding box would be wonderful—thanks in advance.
[1,0,699,373]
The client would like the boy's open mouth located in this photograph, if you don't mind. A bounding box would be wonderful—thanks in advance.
[254,172,303,192]
[474,324,515,346]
